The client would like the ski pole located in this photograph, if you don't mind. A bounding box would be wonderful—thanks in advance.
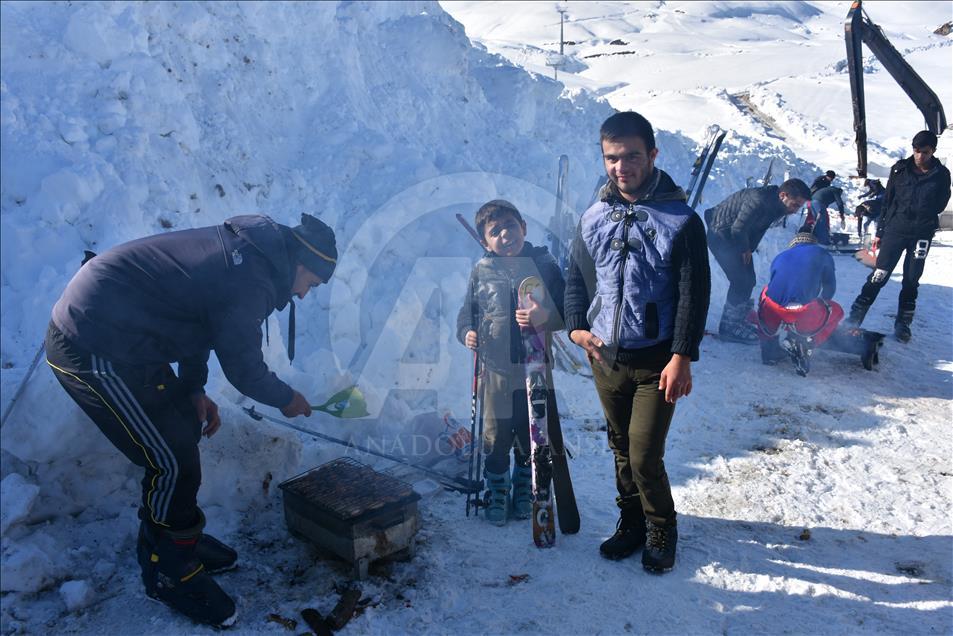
[242,405,482,495]
[465,350,480,516]
[473,351,487,510]
[455,213,484,247]
[0,342,45,429]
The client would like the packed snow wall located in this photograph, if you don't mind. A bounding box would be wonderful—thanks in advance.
[2,1,620,423]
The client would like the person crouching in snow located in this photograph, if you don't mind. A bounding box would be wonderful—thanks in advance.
[45,213,337,628]
[456,199,565,526]
[755,232,883,375]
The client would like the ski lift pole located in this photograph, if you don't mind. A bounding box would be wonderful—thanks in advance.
[242,405,483,495]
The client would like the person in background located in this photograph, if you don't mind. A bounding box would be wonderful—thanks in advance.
[565,111,710,573]
[756,232,882,374]
[847,130,951,342]
[805,185,846,245]
[855,178,886,239]
[810,170,836,195]
[46,213,336,628]
[704,179,811,343]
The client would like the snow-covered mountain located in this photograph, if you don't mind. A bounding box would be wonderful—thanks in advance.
[1,1,951,634]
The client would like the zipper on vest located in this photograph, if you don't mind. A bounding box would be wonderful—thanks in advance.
[612,207,631,346]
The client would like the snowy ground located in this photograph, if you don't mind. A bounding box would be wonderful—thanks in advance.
[2,1,952,634]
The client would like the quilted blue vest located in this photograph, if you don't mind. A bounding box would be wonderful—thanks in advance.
[578,195,694,349]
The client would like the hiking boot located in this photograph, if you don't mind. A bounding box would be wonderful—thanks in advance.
[511,464,532,521]
[599,507,647,561]
[138,519,237,628]
[642,520,678,573]
[483,469,510,526]
[196,534,238,574]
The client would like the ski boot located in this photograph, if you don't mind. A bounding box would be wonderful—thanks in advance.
[511,464,532,521]
[599,505,646,561]
[718,301,759,344]
[196,534,238,574]
[140,509,237,574]
[483,469,510,526]
[782,333,813,377]
[642,520,678,574]
[137,517,237,628]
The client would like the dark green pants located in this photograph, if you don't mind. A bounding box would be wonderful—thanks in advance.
[481,365,531,475]
[591,342,676,526]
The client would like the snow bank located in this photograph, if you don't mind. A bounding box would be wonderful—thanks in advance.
[0,0,616,618]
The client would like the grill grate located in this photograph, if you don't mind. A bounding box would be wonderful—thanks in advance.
[280,457,419,522]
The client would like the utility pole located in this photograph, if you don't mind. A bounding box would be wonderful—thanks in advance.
[547,3,569,80]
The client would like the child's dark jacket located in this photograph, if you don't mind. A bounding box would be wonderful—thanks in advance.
[456,242,565,375]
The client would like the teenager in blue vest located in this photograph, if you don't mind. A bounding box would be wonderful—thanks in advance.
[46,214,336,628]
[565,111,710,573]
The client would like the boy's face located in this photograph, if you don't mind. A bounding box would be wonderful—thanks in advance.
[482,213,526,257]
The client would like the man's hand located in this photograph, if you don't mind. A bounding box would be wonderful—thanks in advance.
[570,329,606,365]
[658,354,692,404]
[191,393,222,438]
[872,237,881,250]
[515,301,549,329]
[741,250,752,265]
[281,390,313,418]
[465,330,479,350]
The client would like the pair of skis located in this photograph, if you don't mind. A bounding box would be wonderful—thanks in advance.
[517,277,582,547]
[686,126,727,210]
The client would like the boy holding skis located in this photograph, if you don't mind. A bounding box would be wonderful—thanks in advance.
[456,200,565,526]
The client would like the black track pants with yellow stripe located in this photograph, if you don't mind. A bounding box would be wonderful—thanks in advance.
[45,321,202,530]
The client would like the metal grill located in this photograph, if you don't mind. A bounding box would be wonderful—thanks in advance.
[280,457,418,522]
